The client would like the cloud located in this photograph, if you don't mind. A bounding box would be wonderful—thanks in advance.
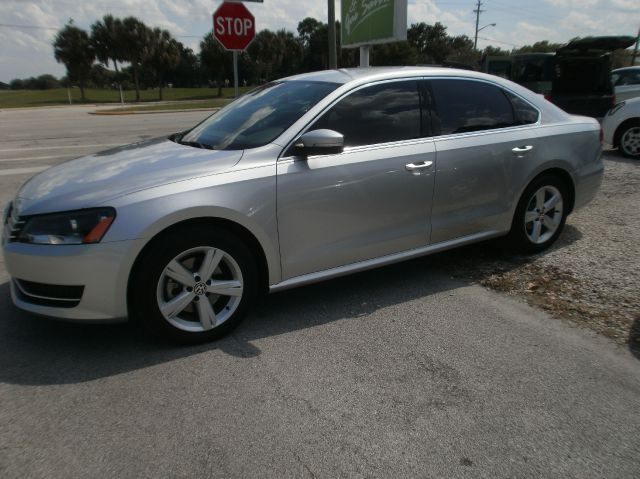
[545,0,600,6]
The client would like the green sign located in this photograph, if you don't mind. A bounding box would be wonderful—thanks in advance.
[341,0,407,48]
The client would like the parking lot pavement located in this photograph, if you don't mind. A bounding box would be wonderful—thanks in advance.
[0,105,211,211]
[1,107,639,478]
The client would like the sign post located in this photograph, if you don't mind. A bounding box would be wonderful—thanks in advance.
[213,1,256,97]
[341,0,407,67]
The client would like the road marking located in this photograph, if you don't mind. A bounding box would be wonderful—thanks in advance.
[0,166,50,176]
[0,155,71,163]
[0,144,122,152]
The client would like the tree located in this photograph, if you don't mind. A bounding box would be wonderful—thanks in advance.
[167,44,200,88]
[143,28,181,100]
[53,21,95,100]
[9,79,25,90]
[119,17,151,101]
[299,18,331,71]
[90,15,125,73]
[200,33,232,96]
[514,41,563,54]
[371,41,419,66]
[407,22,475,66]
[483,45,510,57]
[247,29,303,82]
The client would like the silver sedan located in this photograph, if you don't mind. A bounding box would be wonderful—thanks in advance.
[2,67,603,342]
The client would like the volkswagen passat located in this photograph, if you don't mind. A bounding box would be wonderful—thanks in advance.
[2,68,603,342]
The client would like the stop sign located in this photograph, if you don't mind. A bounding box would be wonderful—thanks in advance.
[213,1,256,51]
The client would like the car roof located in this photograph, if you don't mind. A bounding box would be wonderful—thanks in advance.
[283,66,507,85]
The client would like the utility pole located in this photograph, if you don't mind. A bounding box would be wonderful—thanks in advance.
[473,0,484,50]
[328,0,337,69]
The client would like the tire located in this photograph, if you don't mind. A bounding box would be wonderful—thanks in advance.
[619,120,640,159]
[130,227,258,344]
[508,174,569,254]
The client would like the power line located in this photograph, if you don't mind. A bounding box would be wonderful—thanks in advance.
[477,36,518,48]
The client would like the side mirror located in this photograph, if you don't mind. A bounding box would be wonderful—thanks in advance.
[292,129,344,157]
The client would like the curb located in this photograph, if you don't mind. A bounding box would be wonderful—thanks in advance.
[90,108,218,115]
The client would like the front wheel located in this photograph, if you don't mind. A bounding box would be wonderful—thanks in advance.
[131,228,258,343]
[508,175,569,254]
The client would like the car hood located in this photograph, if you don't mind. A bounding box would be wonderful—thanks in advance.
[16,137,243,215]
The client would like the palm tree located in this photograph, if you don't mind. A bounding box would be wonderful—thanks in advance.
[53,21,95,100]
[90,15,125,73]
[143,28,181,100]
[91,15,126,101]
[200,33,231,97]
[119,17,150,101]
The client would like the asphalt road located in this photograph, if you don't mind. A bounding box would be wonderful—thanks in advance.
[1,106,639,478]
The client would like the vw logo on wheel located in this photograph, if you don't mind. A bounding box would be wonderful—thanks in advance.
[193,282,207,296]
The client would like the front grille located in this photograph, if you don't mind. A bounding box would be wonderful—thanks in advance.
[14,279,84,308]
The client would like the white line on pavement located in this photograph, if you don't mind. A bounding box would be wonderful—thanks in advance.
[0,166,50,176]
[0,144,122,152]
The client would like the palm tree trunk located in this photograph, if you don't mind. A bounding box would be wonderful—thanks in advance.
[79,79,86,101]
[133,64,140,102]
[112,60,122,102]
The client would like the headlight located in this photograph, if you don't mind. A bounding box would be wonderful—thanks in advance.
[608,101,626,116]
[19,208,116,245]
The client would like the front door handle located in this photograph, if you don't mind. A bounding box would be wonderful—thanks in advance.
[405,161,433,174]
[512,145,533,154]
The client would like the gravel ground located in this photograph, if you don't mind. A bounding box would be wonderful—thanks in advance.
[432,150,640,354]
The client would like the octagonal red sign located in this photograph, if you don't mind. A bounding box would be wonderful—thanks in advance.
[213,1,256,51]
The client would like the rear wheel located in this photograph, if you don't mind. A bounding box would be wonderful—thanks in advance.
[508,174,569,254]
[619,121,640,159]
[131,227,258,343]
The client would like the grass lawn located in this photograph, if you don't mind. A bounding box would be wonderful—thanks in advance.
[0,87,253,108]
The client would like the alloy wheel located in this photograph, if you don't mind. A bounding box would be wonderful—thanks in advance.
[524,185,563,245]
[156,246,244,332]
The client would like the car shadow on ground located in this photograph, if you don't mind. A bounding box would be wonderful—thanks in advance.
[0,230,586,386]
[629,319,640,360]
[603,149,638,165]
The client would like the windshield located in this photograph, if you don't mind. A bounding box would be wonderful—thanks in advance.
[179,80,340,150]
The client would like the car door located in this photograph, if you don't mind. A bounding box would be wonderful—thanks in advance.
[426,78,541,244]
[276,79,436,280]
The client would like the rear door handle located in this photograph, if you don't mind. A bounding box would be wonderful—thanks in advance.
[405,161,433,174]
[512,145,533,154]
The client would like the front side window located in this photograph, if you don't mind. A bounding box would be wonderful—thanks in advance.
[429,79,517,135]
[180,80,339,150]
[312,81,422,147]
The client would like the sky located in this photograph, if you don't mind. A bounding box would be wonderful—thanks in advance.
[0,0,638,83]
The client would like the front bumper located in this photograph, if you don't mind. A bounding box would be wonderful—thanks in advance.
[3,239,141,322]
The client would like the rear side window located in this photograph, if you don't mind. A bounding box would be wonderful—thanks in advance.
[312,80,421,147]
[504,91,539,125]
[429,79,516,135]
